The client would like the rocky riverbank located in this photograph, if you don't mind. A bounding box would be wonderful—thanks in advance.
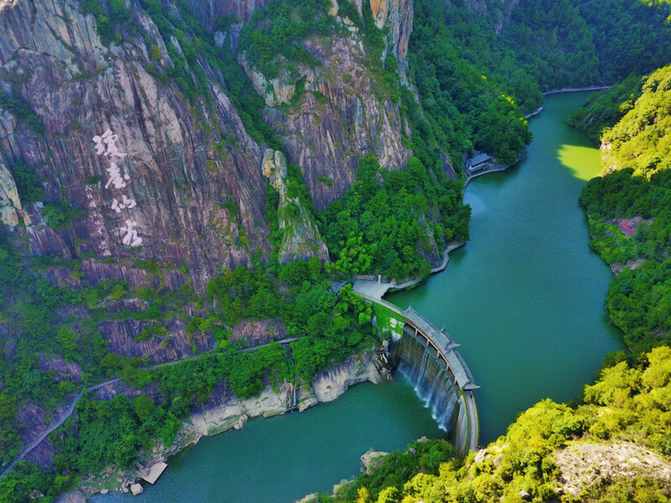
[79,350,389,497]
[542,85,611,96]
[352,241,465,300]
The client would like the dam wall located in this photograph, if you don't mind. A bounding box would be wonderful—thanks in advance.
[356,292,480,454]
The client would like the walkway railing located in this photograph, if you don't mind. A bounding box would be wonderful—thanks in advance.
[353,289,480,452]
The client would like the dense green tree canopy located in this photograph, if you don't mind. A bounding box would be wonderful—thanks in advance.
[406,0,532,167]
[239,0,335,79]
[320,155,469,280]
[578,0,671,83]
[505,0,600,90]
[601,66,671,178]
[581,168,671,353]
[324,346,671,502]
[569,74,643,144]
[577,66,671,354]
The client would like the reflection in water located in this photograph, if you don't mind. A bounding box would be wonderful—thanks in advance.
[464,190,487,216]
[556,143,603,181]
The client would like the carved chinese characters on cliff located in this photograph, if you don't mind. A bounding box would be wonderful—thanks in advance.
[92,129,143,247]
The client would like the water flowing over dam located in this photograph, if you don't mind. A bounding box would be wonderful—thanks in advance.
[364,297,480,454]
[396,332,460,432]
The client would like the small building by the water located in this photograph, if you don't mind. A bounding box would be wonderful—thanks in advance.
[465,152,492,175]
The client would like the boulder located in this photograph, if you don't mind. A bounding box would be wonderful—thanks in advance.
[360,450,388,474]
[55,490,87,503]
[296,494,319,503]
[233,414,248,430]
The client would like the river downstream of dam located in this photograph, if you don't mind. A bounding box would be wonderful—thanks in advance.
[98,92,622,502]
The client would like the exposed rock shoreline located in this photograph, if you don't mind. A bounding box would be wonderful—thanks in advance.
[80,350,387,497]
[542,85,612,96]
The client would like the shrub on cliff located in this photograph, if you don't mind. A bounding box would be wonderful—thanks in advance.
[0,91,45,135]
[320,155,469,281]
[600,66,671,179]
[239,0,336,79]
[569,74,643,144]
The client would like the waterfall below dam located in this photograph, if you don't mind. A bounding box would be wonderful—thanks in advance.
[393,328,462,436]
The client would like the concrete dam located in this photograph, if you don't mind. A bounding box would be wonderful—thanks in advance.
[356,289,480,454]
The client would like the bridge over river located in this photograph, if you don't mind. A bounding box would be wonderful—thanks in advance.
[353,286,480,454]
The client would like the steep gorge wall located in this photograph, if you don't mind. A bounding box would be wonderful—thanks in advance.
[445,0,519,33]
[362,0,414,68]
[0,0,416,284]
[0,0,271,290]
[260,31,411,209]
[182,0,270,26]
[239,0,414,208]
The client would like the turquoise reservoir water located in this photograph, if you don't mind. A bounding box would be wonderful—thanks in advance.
[97,92,621,501]
[96,379,442,503]
[390,92,622,443]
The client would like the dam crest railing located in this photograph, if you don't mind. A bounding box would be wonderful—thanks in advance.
[353,291,480,454]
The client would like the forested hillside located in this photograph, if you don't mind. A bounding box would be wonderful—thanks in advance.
[581,169,671,354]
[431,0,671,113]
[403,0,532,164]
[502,0,671,91]
[0,256,384,501]
[569,74,643,143]
[324,345,671,502]
[1,0,671,500]
[600,66,671,178]
[578,65,671,354]
[314,64,671,501]
[578,0,671,83]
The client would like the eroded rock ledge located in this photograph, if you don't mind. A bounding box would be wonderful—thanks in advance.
[556,442,671,497]
[81,350,385,495]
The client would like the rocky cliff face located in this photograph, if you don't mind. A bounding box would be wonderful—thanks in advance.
[0,0,273,290]
[352,0,413,73]
[0,159,21,226]
[0,0,415,285]
[261,34,410,209]
[261,149,329,261]
[241,0,413,208]
[183,0,270,26]
[446,0,519,33]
